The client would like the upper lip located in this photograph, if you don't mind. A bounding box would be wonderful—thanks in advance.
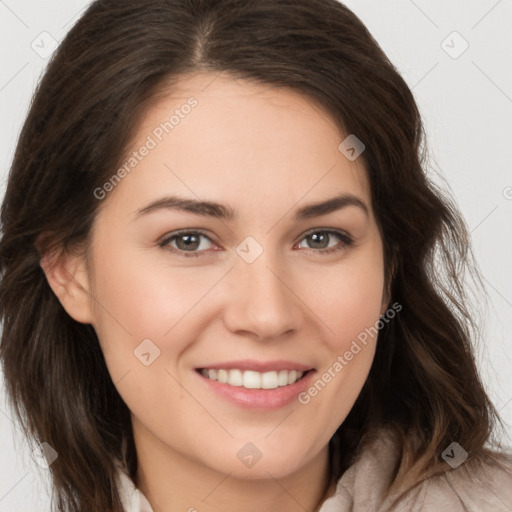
[196,359,314,372]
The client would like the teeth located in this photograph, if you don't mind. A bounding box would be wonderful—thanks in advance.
[278,369,288,386]
[243,370,261,389]
[217,369,229,384]
[262,371,278,389]
[200,368,305,389]
[228,369,243,387]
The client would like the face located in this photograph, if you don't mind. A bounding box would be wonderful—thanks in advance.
[67,72,387,479]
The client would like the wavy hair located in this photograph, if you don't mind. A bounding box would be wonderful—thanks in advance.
[0,0,506,510]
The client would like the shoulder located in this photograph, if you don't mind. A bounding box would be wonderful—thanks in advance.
[388,454,512,511]
[320,428,512,512]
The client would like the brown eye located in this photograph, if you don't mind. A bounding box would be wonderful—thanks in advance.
[297,230,353,254]
[174,233,201,251]
[159,231,214,257]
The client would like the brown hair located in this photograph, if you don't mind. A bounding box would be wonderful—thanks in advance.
[0,0,507,510]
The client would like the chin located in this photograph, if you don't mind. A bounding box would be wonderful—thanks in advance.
[202,440,319,481]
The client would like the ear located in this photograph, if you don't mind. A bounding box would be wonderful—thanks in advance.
[39,242,94,325]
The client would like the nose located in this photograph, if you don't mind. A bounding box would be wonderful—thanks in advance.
[222,250,302,341]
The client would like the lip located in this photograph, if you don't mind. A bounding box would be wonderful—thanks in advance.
[195,366,317,410]
[195,359,314,372]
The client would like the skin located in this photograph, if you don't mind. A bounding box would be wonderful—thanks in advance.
[41,71,389,512]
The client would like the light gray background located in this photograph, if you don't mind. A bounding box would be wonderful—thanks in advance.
[1,1,511,510]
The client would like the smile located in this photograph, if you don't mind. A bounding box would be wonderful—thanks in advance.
[199,368,306,389]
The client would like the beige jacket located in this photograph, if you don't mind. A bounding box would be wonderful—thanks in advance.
[116,430,512,511]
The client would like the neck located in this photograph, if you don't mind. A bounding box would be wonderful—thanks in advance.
[133,423,336,512]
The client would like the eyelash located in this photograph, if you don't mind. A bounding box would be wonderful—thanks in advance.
[158,229,354,258]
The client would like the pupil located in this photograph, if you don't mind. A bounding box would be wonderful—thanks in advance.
[178,234,199,250]
[310,232,328,249]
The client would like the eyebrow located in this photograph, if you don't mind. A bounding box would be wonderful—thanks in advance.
[135,193,369,221]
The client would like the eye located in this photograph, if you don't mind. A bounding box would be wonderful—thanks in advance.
[158,230,215,257]
[296,230,353,255]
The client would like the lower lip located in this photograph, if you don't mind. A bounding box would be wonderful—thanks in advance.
[196,370,316,410]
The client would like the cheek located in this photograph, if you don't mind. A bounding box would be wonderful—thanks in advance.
[304,249,385,350]
[293,246,384,425]
[88,244,218,358]
[87,246,214,429]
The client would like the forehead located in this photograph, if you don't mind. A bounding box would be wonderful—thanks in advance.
[102,71,371,218]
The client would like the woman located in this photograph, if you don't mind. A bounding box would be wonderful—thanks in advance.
[1,0,511,511]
